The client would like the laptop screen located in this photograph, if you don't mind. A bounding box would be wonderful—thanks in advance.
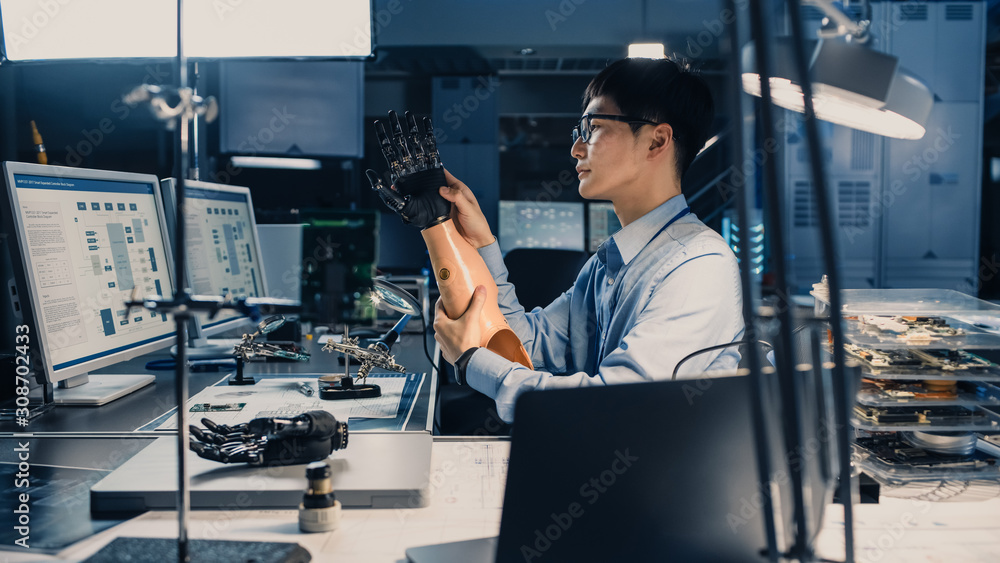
[494,375,772,562]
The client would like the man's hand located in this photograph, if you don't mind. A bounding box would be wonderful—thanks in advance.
[439,169,496,249]
[434,285,487,364]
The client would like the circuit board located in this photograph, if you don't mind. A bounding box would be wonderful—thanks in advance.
[860,379,961,401]
[191,403,246,412]
[855,436,995,470]
[853,404,991,426]
[842,344,1000,379]
[852,315,964,344]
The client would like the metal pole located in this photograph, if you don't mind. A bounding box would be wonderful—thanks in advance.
[191,62,200,181]
[174,1,191,561]
[783,0,855,559]
[723,0,779,559]
[746,0,812,558]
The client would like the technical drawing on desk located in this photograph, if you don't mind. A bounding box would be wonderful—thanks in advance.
[141,373,424,431]
[452,441,508,510]
[15,178,173,367]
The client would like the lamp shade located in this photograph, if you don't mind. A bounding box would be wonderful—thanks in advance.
[741,38,934,140]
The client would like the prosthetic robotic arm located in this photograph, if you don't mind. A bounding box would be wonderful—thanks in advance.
[366,111,533,369]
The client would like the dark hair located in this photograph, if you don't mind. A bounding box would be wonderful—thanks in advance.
[583,58,715,180]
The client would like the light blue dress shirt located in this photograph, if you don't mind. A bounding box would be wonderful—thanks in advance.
[466,194,745,422]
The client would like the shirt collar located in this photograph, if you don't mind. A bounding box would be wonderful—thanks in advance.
[607,194,689,267]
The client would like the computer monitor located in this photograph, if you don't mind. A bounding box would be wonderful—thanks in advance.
[160,179,269,358]
[377,212,429,274]
[497,201,584,255]
[587,201,622,253]
[257,224,304,303]
[256,208,377,325]
[1,162,176,405]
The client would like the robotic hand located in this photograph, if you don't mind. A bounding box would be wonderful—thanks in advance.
[189,411,348,466]
[364,110,534,370]
[366,110,450,230]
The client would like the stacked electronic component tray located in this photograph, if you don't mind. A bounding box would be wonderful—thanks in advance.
[814,287,1000,501]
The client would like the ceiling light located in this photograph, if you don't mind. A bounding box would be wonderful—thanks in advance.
[230,157,322,170]
[0,0,371,61]
[628,43,665,59]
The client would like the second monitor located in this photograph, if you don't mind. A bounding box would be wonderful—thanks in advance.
[497,200,585,255]
[587,202,622,253]
[160,179,269,357]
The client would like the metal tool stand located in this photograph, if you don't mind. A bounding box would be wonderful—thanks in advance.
[81,2,302,562]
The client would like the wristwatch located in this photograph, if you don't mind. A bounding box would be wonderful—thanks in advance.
[454,347,479,386]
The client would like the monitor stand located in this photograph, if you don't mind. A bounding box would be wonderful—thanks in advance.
[54,373,156,406]
[171,337,243,360]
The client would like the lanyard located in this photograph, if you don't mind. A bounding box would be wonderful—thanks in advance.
[595,206,692,362]
[654,206,691,241]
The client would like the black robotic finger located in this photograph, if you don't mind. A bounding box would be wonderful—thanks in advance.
[405,110,419,134]
[421,117,441,167]
[366,169,407,214]
[375,120,404,181]
[190,425,207,442]
[189,439,229,463]
[388,110,416,173]
[404,111,426,165]
[388,110,405,137]
[200,418,231,434]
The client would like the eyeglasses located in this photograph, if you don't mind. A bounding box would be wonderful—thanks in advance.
[571,113,660,144]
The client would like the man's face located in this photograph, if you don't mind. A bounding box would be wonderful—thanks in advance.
[572,95,645,202]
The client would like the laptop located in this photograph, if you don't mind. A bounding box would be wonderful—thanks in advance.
[407,374,771,562]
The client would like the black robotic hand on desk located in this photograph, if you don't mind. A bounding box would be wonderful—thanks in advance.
[189,410,348,466]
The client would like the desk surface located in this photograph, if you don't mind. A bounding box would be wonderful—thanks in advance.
[7,439,1000,562]
[1,332,438,435]
[1,438,508,562]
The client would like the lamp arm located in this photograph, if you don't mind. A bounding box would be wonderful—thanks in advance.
[803,0,870,42]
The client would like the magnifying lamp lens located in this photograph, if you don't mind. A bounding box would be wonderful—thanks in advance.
[371,279,422,317]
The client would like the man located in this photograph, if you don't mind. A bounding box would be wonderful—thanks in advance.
[434,58,744,423]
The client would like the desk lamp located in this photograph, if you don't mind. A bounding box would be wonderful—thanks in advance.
[741,0,934,140]
[740,0,870,559]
